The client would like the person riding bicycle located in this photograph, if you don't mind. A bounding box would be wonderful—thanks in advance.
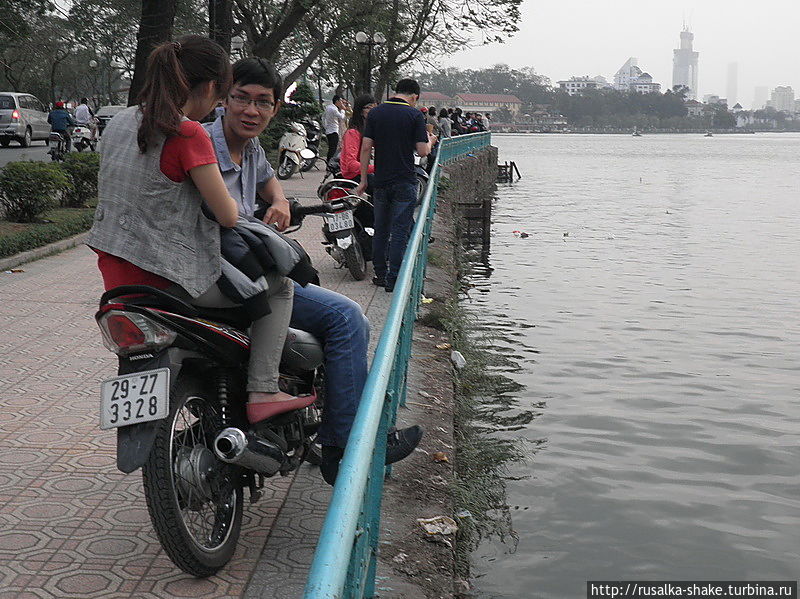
[47,101,76,151]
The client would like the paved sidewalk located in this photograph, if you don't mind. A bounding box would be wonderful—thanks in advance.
[0,169,394,598]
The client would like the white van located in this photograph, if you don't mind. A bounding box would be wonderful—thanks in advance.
[0,92,50,147]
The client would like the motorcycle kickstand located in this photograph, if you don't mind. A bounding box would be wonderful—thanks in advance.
[248,473,265,504]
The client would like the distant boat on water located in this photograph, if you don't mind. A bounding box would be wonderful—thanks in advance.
[705,131,714,137]
[632,127,642,137]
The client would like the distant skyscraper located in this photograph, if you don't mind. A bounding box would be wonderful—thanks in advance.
[672,27,699,99]
[753,86,769,110]
[726,63,738,106]
[770,86,795,113]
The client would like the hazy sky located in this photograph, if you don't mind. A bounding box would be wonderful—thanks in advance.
[442,0,800,106]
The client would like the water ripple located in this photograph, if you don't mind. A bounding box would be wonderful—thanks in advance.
[467,133,800,598]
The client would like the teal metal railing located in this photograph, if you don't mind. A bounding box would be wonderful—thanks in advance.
[303,131,492,599]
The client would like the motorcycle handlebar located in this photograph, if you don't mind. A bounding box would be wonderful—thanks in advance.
[289,195,361,225]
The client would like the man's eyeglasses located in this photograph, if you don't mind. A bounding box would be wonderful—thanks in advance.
[229,94,275,110]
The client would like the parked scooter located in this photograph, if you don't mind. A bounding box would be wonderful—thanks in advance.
[314,179,373,280]
[94,199,349,578]
[276,121,316,180]
[300,119,321,172]
[413,153,430,202]
[47,130,68,161]
[71,123,97,152]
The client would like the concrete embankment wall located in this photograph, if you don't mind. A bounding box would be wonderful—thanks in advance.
[376,145,498,599]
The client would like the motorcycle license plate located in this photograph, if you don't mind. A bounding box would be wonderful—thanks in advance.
[99,368,170,430]
[325,210,354,233]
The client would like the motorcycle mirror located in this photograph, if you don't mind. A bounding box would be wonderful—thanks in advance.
[300,149,316,160]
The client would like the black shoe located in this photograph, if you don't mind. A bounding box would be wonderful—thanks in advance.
[372,276,385,287]
[319,426,423,485]
[320,446,344,486]
[385,425,423,465]
[384,278,396,292]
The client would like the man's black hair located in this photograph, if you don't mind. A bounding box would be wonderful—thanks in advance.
[394,78,420,96]
[80,97,88,104]
[332,94,342,103]
[231,58,283,100]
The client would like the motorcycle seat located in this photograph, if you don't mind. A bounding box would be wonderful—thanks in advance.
[99,285,251,330]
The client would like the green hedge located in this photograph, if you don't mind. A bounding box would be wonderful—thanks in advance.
[0,161,70,222]
[60,152,100,208]
[0,210,94,259]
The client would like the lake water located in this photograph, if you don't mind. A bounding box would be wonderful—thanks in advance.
[466,133,800,598]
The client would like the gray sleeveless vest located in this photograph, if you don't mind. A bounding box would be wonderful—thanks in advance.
[86,107,220,297]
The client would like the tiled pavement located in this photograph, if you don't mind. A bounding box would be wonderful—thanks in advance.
[0,171,396,598]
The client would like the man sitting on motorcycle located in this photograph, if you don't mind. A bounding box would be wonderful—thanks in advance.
[47,101,75,151]
[202,57,423,485]
[74,97,97,141]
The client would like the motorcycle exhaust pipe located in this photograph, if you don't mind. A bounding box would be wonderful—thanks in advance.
[214,427,286,476]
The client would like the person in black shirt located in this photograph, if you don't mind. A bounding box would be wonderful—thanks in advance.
[355,78,436,291]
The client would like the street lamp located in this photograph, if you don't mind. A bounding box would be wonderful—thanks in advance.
[231,35,245,57]
[88,60,99,108]
[355,31,384,94]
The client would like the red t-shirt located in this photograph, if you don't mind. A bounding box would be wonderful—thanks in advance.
[340,128,375,180]
[95,120,218,291]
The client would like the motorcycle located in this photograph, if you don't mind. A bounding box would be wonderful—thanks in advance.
[315,178,372,281]
[300,119,321,172]
[276,121,316,180]
[413,153,430,202]
[94,199,348,577]
[72,123,97,152]
[47,130,68,161]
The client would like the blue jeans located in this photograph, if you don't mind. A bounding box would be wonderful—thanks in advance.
[291,283,369,448]
[372,181,418,283]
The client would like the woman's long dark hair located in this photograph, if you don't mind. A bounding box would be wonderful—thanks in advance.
[137,34,232,152]
[348,94,376,134]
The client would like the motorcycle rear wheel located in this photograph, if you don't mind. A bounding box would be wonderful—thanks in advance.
[276,152,297,180]
[300,156,316,172]
[344,242,367,280]
[142,375,243,577]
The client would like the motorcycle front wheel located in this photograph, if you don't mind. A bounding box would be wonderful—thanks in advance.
[142,374,243,577]
[344,241,367,280]
[276,152,297,180]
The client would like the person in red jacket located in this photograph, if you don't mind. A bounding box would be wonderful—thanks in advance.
[339,94,376,190]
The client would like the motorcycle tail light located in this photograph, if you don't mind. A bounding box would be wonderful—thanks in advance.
[11,109,19,120]
[97,310,177,356]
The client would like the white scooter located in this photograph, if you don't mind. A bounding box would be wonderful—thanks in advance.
[71,123,97,152]
[276,121,316,180]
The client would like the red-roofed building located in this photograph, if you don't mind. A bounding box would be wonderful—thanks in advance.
[418,91,453,110]
[453,93,523,117]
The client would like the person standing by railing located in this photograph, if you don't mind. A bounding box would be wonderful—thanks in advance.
[355,78,436,292]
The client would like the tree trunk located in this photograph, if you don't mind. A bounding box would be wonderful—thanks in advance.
[209,0,232,54]
[128,0,178,106]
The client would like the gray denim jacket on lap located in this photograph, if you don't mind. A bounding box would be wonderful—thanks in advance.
[86,107,221,298]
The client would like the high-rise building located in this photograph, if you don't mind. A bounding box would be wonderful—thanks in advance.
[614,58,641,91]
[753,86,769,110]
[726,63,738,106]
[770,86,795,113]
[672,28,700,99]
